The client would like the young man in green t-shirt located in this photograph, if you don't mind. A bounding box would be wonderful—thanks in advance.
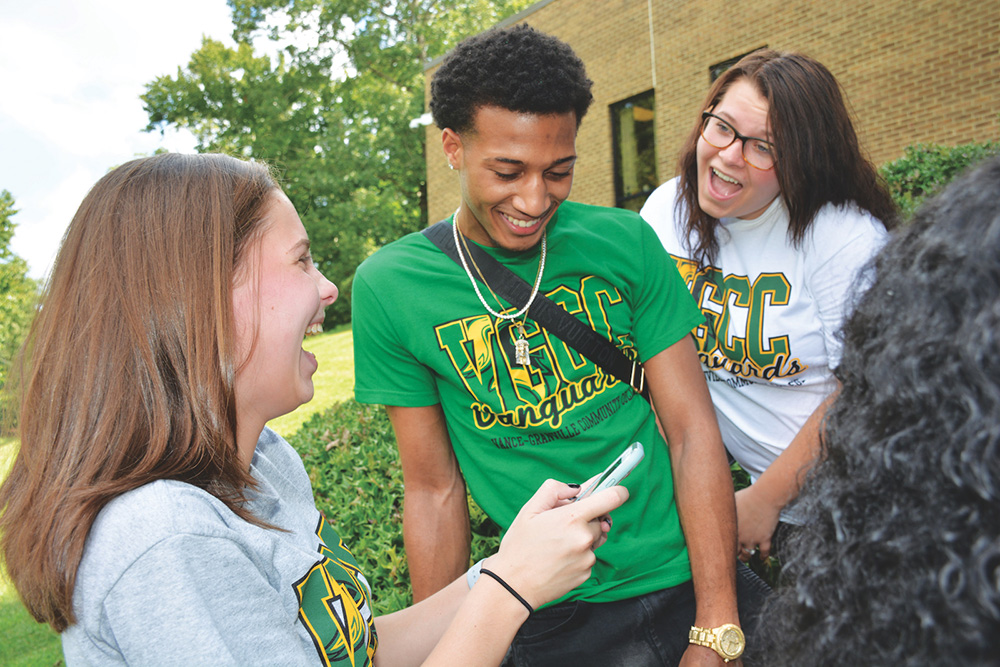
[352,24,766,666]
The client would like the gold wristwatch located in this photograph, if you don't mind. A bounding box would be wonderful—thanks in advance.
[689,623,745,662]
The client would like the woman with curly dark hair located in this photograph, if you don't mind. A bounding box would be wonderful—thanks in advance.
[761,155,1000,665]
[640,50,898,562]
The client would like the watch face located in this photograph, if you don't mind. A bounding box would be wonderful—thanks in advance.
[719,628,745,658]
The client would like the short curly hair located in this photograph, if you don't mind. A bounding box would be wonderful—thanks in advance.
[430,23,593,133]
[759,155,1000,665]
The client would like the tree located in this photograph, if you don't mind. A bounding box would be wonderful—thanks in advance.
[0,191,40,434]
[143,0,533,325]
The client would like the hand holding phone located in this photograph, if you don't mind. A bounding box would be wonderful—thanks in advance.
[574,441,644,502]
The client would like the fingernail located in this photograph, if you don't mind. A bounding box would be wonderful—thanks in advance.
[567,483,581,489]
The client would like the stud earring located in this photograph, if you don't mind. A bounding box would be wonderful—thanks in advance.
[449,163,455,171]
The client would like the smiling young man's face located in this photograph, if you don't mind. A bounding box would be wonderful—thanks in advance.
[443,105,578,252]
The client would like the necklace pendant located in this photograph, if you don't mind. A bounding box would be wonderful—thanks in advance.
[515,337,531,366]
[514,323,530,366]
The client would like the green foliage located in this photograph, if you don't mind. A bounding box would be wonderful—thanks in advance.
[0,191,16,260]
[730,459,751,491]
[880,141,1000,219]
[286,399,500,615]
[0,192,40,435]
[143,0,534,326]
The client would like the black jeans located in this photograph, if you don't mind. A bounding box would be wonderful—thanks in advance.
[501,564,770,667]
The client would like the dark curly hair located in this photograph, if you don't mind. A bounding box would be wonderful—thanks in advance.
[430,23,593,133]
[676,49,898,265]
[759,155,1000,665]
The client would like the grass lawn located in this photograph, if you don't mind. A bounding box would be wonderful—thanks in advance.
[0,326,354,666]
[1,437,65,666]
[0,598,64,667]
[268,325,355,437]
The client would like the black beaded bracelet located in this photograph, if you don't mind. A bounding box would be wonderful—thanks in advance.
[479,568,533,614]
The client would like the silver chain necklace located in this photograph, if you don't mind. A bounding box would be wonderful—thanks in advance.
[451,209,546,365]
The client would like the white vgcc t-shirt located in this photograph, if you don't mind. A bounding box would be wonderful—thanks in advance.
[641,178,887,515]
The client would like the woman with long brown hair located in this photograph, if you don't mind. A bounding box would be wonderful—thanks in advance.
[640,50,897,564]
[0,152,625,665]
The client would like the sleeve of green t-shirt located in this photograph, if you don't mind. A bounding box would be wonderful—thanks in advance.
[632,218,705,362]
[351,262,441,407]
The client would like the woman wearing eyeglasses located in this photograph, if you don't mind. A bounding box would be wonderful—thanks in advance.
[640,49,897,565]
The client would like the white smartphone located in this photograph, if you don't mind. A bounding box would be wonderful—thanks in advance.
[574,441,644,501]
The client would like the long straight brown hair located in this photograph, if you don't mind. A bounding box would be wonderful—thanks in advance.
[676,49,898,266]
[0,153,278,631]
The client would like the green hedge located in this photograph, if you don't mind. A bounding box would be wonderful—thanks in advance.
[880,141,1000,219]
[286,400,500,615]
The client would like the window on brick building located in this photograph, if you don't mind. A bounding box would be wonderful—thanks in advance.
[611,90,657,212]
[709,48,766,82]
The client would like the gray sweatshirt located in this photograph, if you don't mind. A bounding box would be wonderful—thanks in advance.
[62,428,377,665]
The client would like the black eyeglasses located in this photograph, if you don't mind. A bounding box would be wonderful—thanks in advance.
[700,112,776,171]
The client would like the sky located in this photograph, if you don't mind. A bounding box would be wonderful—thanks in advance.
[0,0,237,279]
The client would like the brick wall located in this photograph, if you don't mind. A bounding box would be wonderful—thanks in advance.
[424,0,1000,223]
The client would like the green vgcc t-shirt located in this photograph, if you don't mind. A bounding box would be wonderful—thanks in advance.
[352,201,704,604]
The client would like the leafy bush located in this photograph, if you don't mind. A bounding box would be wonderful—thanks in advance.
[880,141,1000,218]
[286,399,500,615]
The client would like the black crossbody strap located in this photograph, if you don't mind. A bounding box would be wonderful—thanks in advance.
[423,220,649,402]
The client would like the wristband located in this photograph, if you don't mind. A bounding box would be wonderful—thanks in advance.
[479,567,533,614]
[466,558,485,589]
